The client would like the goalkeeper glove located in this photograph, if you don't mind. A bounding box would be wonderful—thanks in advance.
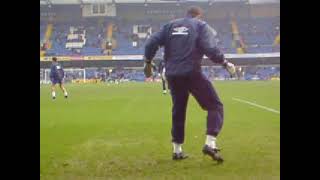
[144,58,154,78]
[223,60,236,77]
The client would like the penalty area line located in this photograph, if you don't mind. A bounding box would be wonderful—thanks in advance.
[232,97,280,114]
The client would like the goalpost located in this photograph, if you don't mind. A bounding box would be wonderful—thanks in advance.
[40,68,86,84]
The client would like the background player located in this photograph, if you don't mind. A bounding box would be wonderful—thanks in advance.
[50,57,68,99]
[158,60,168,94]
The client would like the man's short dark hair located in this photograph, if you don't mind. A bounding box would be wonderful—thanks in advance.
[52,57,57,62]
[186,6,203,18]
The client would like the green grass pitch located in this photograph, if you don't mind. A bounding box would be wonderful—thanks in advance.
[40,81,280,180]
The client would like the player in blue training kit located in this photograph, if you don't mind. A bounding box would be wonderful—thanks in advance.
[144,7,235,162]
[158,60,168,94]
[50,57,68,99]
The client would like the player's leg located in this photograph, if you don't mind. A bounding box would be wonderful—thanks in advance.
[189,72,224,163]
[167,79,171,90]
[51,84,56,99]
[50,78,57,99]
[167,76,190,160]
[162,69,167,94]
[162,77,167,94]
[59,81,68,98]
[51,85,56,100]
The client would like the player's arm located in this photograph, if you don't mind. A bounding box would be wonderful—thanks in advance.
[144,25,166,63]
[198,23,235,75]
[49,65,54,79]
[144,25,167,77]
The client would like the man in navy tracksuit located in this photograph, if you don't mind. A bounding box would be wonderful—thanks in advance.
[144,7,235,162]
[50,57,68,99]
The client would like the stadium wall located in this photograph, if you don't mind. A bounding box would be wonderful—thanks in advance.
[40,54,280,69]
[40,2,279,23]
[40,5,82,22]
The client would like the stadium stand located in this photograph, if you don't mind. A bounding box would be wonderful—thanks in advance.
[45,21,106,56]
[237,17,280,53]
[40,17,279,56]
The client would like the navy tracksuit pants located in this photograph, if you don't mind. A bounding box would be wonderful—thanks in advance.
[167,72,224,144]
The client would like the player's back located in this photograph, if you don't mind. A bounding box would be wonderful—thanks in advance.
[162,17,207,76]
[50,63,64,80]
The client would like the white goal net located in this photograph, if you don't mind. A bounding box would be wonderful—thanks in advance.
[40,68,86,84]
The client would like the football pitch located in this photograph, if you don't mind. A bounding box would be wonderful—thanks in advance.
[40,81,280,180]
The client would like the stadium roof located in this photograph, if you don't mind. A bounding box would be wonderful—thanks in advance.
[40,0,279,5]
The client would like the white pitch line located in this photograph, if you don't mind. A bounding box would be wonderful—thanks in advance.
[232,97,280,114]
